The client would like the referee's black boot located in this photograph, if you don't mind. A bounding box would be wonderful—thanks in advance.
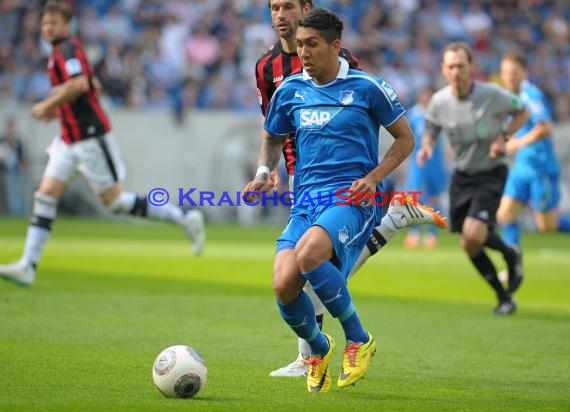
[493,297,517,316]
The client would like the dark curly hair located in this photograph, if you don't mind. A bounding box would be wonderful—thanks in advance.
[298,8,343,43]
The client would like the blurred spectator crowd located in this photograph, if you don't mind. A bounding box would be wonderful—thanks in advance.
[1,0,569,122]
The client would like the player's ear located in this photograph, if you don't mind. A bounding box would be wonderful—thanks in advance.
[330,38,341,55]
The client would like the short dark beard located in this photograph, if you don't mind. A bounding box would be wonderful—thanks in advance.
[50,35,68,45]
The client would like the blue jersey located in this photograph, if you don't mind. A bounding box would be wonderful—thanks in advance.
[407,103,445,173]
[264,58,405,202]
[512,80,559,176]
[406,103,447,198]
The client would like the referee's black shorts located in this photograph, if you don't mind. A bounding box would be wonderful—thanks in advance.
[449,165,508,233]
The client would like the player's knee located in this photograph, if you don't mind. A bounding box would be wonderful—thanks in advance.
[33,192,58,219]
[295,246,322,273]
[272,271,299,304]
[460,234,482,255]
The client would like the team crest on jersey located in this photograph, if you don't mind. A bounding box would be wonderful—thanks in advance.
[65,58,82,76]
[338,226,349,244]
[300,107,342,129]
[339,90,354,105]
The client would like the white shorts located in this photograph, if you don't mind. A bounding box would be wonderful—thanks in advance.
[44,133,126,194]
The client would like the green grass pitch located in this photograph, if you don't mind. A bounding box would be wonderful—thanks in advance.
[0,217,569,411]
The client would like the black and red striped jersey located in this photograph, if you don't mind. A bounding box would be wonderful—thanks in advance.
[47,37,111,144]
[255,41,360,175]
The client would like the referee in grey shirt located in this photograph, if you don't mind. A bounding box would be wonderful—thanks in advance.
[417,42,529,316]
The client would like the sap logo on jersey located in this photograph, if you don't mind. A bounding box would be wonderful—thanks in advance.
[300,108,342,129]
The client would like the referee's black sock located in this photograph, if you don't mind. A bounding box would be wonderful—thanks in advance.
[485,231,516,260]
[469,250,510,302]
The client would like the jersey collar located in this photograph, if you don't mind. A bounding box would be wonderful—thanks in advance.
[303,57,349,81]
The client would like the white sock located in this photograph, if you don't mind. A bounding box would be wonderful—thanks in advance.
[377,217,398,243]
[147,203,184,225]
[22,226,51,267]
[304,282,324,317]
[348,246,371,280]
[21,192,58,267]
[298,337,311,359]
[108,191,184,225]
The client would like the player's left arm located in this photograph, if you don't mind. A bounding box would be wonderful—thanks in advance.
[349,78,414,207]
[506,120,551,155]
[506,94,551,155]
[349,116,414,207]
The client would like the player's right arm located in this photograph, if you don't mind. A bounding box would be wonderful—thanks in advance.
[32,75,90,121]
[243,132,285,203]
[255,56,281,188]
[33,40,93,121]
[260,115,280,189]
[244,85,294,202]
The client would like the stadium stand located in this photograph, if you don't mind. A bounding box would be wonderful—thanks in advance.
[0,0,569,120]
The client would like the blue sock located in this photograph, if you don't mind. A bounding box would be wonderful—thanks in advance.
[501,222,520,246]
[303,261,368,343]
[558,215,570,232]
[277,292,329,356]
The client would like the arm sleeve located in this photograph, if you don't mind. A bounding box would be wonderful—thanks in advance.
[527,90,553,124]
[263,87,295,137]
[371,77,406,127]
[494,85,526,116]
[423,98,442,140]
[59,40,85,79]
[255,59,272,117]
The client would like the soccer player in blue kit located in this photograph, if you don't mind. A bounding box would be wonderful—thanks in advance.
[244,9,416,393]
[497,53,570,251]
[259,0,446,379]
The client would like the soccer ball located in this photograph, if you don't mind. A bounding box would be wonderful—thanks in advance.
[152,345,207,398]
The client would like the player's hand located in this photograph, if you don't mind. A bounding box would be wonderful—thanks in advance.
[489,135,506,159]
[32,102,56,122]
[346,176,376,208]
[416,145,433,167]
[505,139,520,156]
[243,176,274,203]
[269,168,280,189]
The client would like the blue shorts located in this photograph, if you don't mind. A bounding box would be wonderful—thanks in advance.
[276,203,377,280]
[406,164,448,200]
[503,170,560,212]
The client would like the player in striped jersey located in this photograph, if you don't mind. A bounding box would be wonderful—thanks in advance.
[258,0,447,378]
[0,1,205,287]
